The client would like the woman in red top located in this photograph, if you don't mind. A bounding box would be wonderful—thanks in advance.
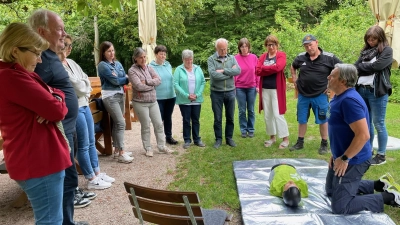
[0,23,70,225]
[256,35,290,149]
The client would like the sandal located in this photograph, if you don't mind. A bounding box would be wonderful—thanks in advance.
[264,139,276,147]
[279,141,290,149]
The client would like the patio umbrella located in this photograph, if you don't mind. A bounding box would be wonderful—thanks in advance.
[138,0,157,64]
[369,0,400,68]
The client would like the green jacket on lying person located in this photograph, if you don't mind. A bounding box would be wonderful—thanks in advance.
[268,164,308,207]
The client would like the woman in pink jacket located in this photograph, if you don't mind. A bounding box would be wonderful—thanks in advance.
[256,35,289,149]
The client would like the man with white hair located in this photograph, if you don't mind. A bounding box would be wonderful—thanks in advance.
[28,9,88,225]
[207,38,241,149]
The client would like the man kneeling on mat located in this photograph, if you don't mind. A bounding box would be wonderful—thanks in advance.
[269,163,308,207]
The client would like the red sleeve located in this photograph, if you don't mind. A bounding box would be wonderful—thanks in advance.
[0,68,67,122]
[257,51,287,76]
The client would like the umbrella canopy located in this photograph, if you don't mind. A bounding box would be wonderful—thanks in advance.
[138,0,157,64]
[369,0,400,68]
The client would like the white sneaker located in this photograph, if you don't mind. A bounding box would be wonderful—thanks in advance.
[87,177,112,190]
[118,152,134,163]
[97,173,115,183]
[145,150,153,157]
[113,151,133,159]
[159,146,174,154]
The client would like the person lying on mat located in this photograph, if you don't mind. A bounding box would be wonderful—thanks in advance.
[268,163,308,207]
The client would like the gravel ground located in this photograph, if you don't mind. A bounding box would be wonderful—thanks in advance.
[0,105,241,225]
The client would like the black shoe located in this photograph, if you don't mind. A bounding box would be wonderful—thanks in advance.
[74,195,91,209]
[213,140,222,149]
[166,137,178,145]
[226,139,237,147]
[318,141,329,155]
[289,141,304,151]
[76,187,97,200]
[194,140,206,147]
[248,132,254,138]
[241,133,247,138]
[74,221,90,225]
[183,142,191,149]
[371,154,386,166]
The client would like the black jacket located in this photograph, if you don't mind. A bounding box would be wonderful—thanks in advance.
[355,46,393,97]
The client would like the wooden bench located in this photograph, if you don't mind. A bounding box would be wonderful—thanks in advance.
[89,100,112,155]
[124,182,233,225]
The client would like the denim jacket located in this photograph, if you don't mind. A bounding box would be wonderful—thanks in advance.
[97,60,129,91]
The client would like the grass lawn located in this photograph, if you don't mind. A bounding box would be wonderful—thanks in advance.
[169,83,400,224]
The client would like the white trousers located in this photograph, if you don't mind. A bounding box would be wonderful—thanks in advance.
[262,89,289,138]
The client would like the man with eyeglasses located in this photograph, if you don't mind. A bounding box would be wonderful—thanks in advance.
[290,34,342,155]
[28,9,86,225]
[207,38,241,149]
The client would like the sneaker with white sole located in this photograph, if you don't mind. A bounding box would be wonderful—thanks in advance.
[380,173,396,191]
[386,185,400,207]
[118,152,134,163]
[145,150,153,157]
[159,146,174,154]
[76,187,97,200]
[74,195,91,208]
[113,151,133,159]
[97,173,115,183]
[87,177,112,190]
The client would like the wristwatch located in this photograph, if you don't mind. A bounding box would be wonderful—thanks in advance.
[340,154,350,163]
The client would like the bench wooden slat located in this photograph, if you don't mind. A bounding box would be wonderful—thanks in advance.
[132,209,205,225]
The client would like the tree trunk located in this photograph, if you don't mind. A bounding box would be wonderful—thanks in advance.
[94,15,99,76]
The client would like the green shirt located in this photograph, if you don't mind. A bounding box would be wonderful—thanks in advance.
[269,164,308,198]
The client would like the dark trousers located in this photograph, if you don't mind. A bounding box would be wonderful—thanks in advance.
[63,132,79,225]
[325,159,384,214]
[211,90,235,141]
[179,104,201,144]
[157,97,176,139]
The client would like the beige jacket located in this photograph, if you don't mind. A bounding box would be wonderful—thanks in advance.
[127,64,161,103]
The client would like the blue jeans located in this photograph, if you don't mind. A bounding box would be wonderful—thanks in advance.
[64,132,78,225]
[103,93,125,150]
[236,87,256,134]
[157,97,176,139]
[357,86,388,155]
[179,104,202,144]
[16,170,65,225]
[325,159,384,214]
[211,90,235,141]
[76,106,100,179]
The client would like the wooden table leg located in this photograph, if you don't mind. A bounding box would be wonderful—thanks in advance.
[125,93,132,130]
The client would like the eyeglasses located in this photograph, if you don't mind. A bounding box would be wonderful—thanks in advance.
[18,47,42,59]
[266,44,276,47]
[240,45,249,49]
[65,43,73,49]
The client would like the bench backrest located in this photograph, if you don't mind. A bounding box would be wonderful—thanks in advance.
[123,182,205,225]
[89,101,103,124]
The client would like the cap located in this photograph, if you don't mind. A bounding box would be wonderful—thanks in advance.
[282,186,301,207]
[302,34,317,45]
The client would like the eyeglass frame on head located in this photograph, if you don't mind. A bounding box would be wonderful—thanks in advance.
[17,47,42,58]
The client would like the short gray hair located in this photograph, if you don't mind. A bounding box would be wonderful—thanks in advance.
[182,49,193,59]
[215,38,228,48]
[132,47,146,63]
[335,63,358,87]
[28,9,52,31]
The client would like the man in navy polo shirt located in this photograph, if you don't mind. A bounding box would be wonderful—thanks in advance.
[290,34,342,154]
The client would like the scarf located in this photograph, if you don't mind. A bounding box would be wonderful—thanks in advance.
[360,47,378,61]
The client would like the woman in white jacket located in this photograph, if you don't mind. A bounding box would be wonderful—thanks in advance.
[59,35,116,191]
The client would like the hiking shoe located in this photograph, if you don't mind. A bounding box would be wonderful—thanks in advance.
[183,142,191,149]
[241,133,247,138]
[74,221,90,225]
[371,154,386,166]
[87,177,112,190]
[145,150,153,157]
[318,142,329,155]
[248,132,254,138]
[74,195,91,209]
[194,141,206,147]
[113,151,133,159]
[386,185,400,207]
[290,140,304,151]
[166,137,178,145]
[118,152,134,163]
[159,146,175,154]
[213,140,222,149]
[76,187,97,200]
[97,173,115,183]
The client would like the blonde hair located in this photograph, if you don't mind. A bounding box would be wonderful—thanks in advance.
[0,22,49,62]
